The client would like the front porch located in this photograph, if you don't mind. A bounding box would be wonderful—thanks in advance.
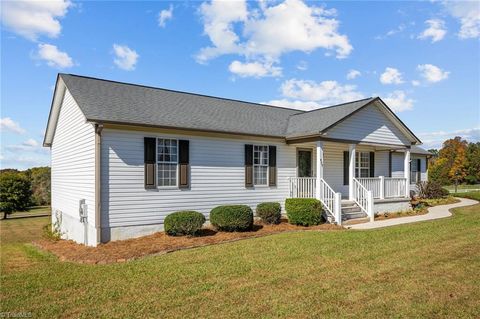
[287,140,413,225]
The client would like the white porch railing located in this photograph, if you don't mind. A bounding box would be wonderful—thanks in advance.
[353,178,374,222]
[356,178,381,198]
[384,177,407,198]
[356,176,408,199]
[288,177,316,198]
[288,177,342,225]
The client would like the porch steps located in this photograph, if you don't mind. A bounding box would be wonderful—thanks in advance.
[341,200,367,221]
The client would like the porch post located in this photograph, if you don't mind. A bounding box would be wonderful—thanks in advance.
[315,141,324,200]
[348,144,356,200]
[379,176,385,199]
[404,148,411,197]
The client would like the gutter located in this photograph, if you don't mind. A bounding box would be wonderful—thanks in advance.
[94,123,103,244]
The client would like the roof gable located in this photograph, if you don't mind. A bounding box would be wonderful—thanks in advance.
[324,100,413,146]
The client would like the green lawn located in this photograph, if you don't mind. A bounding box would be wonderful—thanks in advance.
[1,199,479,318]
[445,184,480,192]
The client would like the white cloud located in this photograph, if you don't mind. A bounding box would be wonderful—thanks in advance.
[263,78,364,110]
[197,0,352,77]
[158,5,173,28]
[23,139,39,147]
[380,67,404,85]
[383,90,414,112]
[442,1,480,39]
[417,64,449,83]
[0,117,25,134]
[113,44,139,71]
[411,80,421,86]
[296,60,308,71]
[37,43,73,68]
[418,127,480,149]
[228,60,282,78]
[375,23,406,40]
[0,0,72,41]
[418,19,447,43]
[346,69,361,80]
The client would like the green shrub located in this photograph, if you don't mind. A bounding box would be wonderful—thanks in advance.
[210,205,253,231]
[285,198,323,226]
[0,172,32,219]
[417,181,449,199]
[164,211,206,236]
[256,202,281,224]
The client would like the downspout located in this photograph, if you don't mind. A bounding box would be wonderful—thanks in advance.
[94,123,103,244]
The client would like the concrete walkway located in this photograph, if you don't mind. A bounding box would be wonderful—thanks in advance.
[349,197,478,230]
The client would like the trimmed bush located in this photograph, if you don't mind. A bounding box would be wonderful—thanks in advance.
[210,205,253,231]
[164,211,206,236]
[256,202,281,224]
[285,198,323,226]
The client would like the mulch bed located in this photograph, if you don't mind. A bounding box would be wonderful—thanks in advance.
[34,220,342,264]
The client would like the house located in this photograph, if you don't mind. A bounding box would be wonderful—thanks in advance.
[43,74,431,246]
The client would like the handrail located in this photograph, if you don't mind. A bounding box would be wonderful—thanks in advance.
[288,177,316,198]
[319,178,335,216]
[352,178,369,214]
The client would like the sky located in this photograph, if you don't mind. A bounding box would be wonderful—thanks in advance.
[1,0,479,170]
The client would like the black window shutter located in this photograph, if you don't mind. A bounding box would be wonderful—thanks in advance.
[369,152,375,177]
[179,140,189,188]
[388,152,392,177]
[144,137,156,189]
[245,144,253,187]
[343,151,349,185]
[268,145,277,186]
[426,156,429,171]
[417,158,421,182]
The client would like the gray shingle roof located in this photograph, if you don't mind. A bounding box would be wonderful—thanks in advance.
[285,98,376,138]
[61,74,301,138]
[58,74,417,144]
[411,145,432,155]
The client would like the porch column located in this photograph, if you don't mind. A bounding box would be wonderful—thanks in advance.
[315,141,324,200]
[404,148,411,197]
[348,144,356,200]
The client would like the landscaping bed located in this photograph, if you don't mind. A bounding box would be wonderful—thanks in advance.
[35,220,341,264]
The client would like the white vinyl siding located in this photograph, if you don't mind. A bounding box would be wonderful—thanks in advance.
[392,153,428,184]
[101,129,295,228]
[325,103,411,146]
[50,89,97,245]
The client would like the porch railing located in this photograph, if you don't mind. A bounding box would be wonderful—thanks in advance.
[357,176,408,199]
[288,177,316,198]
[353,178,374,221]
[288,177,342,225]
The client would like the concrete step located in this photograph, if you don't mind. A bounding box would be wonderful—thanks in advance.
[342,211,367,220]
[341,200,355,207]
[342,206,362,214]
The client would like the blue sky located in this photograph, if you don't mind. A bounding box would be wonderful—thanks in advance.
[1,0,479,169]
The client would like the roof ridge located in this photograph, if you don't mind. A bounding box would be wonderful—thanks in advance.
[60,73,305,114]
[288,97,376,117]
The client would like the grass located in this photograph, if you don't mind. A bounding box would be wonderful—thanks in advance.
[4,206,51,219]
[1,199,480,318]
[445,184,480,192]
[454,191,480,201]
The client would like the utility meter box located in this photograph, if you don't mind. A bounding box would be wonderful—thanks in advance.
[79,199,88,223]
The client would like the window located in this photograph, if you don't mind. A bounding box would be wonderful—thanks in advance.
[355,152,370,178]
[253,145,268,185]
[411,159,420,183]
[157,138,178,187]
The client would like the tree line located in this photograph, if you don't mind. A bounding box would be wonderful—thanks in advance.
[0,167,51,218]
[428,137,480,189]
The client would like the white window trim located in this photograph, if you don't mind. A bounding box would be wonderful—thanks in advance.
[253,144,269,187]
[355,151,370,178]
[156,137,179,189]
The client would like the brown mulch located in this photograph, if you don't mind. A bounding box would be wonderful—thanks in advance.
[33,220,342,264]
[374,208,429,221]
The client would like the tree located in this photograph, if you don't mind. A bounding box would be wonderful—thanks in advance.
[465,142,480,184]
[448,145,467,192]
[0,172,32,219]
[429,136,468,186]
[24,167,51,206]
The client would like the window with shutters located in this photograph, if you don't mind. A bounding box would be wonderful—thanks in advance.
[355,152,370,178]
[411,159,419,183]
[253,145,268,186]
[157,138,178,187]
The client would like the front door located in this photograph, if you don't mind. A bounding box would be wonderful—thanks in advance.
[298,150,312,177]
